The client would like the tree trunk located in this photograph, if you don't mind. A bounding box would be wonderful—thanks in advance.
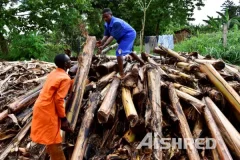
[8,84,43,113]
[155,20,160,36]
[147,68,162,159]
[122,64,139,88]
[96,60,118,76]
[0,84,42,122]
[203,104,233,160]
[97,71,116,90]
[174,83,202,98]
[154,46,187,62]
[101,43,118,55]
[225,64,240,81]
[67,36,96,130]
[168,84,200,160]
[108,103,117,122]
[223,23,228,48]
[0,33,9,55]
[140,8,146,53]
[122,87,139,127]
[97,78,120,123]
[176,89,204,113]
[199,63,240,118]
[202,86,224,103]
[204,97,240,158]
[71,92,101,160]
[176,62,199,72]
[194,59,225,70]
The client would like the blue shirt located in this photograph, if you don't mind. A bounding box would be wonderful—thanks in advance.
[104,16,135,42]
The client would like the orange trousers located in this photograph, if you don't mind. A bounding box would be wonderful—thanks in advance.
[46,144,66,160]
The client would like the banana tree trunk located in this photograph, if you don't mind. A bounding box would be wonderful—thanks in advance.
[168,84,200,160]
[223,23,228,48]
[67,36,96,130]
[71,92,101,160]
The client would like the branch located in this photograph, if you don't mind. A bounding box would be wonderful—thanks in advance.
[137,0,144,9]
[146,0,153,9]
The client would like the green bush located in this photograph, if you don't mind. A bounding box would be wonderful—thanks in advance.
[9,33,47,61]
[8,32,65,62]
[174,30,240,65]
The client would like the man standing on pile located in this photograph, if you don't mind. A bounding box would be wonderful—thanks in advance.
[30,54,73,160]
[97,8,145,78]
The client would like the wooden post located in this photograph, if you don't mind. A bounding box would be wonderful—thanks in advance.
[67,36,96,130]
[168,84,200,160]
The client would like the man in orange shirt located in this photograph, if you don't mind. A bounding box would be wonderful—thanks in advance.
[31,54,73,160]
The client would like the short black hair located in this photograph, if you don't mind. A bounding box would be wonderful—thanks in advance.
[54,54,69,69]
[102,8,112,15]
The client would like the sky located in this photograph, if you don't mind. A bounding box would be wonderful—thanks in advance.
[192,0,239,25]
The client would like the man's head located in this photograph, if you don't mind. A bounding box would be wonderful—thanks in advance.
[54,54,71,70]
[64,49,71,57]
[102,8,112,23]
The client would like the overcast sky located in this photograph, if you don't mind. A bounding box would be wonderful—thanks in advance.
[192,0,239,25]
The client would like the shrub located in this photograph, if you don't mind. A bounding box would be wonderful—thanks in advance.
[8,32,65,62]
[174,30,240,65]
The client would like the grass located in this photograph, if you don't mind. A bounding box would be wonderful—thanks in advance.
[174,30,240,65]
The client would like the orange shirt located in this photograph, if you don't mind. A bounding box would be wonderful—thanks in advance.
[30,68,71,145]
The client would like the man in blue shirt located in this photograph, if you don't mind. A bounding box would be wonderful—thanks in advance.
[97,8,145,78]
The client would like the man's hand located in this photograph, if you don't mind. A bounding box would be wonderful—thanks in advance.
[97,46,104,55]
[96,41,102,47]
[61,117,74,133]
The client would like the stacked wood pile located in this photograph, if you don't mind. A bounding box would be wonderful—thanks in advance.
[0,60,55,159]
[0,37,240,160]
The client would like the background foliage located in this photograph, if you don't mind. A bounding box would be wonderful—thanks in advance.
[174,29,240,65]
[1,0,240,64]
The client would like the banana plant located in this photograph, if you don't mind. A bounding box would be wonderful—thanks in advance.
[217,9,240,47]
[203,16,221,31]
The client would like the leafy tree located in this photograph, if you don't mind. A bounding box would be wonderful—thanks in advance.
[203,16,221,31]
[9,32,47,60]
[0,0,91,55]
[221,0,240,18]
[217,10,240,47]
[87,0,205,39]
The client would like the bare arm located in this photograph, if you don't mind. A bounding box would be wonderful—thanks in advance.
[101,36,109,44]
[102,36,114,49]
